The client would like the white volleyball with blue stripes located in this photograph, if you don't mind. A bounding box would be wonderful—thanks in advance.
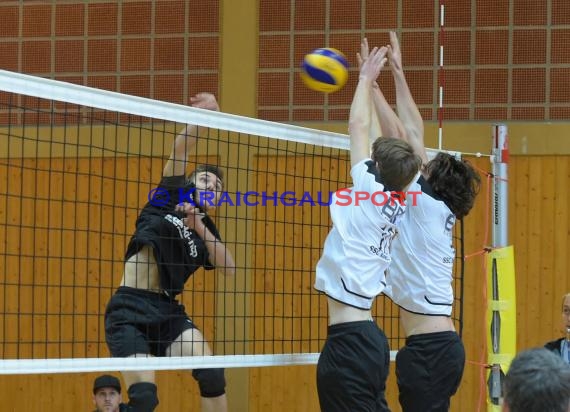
[300,48,349,93]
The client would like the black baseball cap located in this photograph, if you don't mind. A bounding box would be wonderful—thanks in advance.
[93,374,121,394]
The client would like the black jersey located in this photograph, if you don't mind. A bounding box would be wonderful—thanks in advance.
[125,175,221,297]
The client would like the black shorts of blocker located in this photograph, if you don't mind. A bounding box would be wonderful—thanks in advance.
[317,320,391,412]
[395,331,465,412]
[105,286,196,357]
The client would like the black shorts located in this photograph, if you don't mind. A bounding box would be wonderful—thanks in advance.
[105,286,196,357]
[395,331,465,412]
[317,320,391,412]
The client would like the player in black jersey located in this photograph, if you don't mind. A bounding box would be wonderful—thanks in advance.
[104,92,235,412]
[364,33,481,412]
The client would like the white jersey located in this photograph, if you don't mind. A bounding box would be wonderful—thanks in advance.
[384,176,456,316]
[314,159,406,310]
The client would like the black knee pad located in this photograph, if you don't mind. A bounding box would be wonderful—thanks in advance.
[192,368,226,398]
[127,382,159,412]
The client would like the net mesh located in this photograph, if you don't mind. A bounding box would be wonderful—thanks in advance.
[0,70,464,373]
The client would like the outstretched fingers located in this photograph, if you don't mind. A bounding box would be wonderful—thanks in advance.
[361,46,388,81]
[357,37,371,69]
[387,31,402,72]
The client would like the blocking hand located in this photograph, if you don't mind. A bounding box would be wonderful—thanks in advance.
[190,92,220,111]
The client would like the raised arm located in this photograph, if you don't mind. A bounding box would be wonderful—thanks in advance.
[162,93,220,177]
[388,31,428,164]
[357,38,407,141]
[349,45,388,166]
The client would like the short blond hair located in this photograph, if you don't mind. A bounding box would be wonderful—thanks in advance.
[562,293,570,310]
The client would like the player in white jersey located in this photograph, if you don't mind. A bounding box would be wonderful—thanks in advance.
[368,33,481,412]
[315,45,422,412]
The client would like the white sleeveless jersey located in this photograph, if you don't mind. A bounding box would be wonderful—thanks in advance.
[314,159,406,310]
[384,176,456,316]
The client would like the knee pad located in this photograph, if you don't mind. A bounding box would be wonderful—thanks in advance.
[127,382,159,412]
[192,368,226,398]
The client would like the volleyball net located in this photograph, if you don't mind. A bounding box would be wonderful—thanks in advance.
[0,69,468,374]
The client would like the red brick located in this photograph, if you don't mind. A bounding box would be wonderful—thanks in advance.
[444,0,472,27]
[188,36,218,70]
[328,33,360,68]
[294,71,334,105]
[443,108,470,120]
[121,39,151,72]
[258,73,290,106]
[444,31,471,66]
[120,75,151,98]
[551,30,570,64]
[121,2,151,35]
[0,42,19,71]
[87,76,118,92]
[154,75,185,103]
[259,0,290,31]
[258,109,289,122]
[295,0,326,30]
[87,3,118,36]
[22,41,51,73]
[513,0,547,25]
[476,30,508,65]
[294,34,326,67]
[55,40,84,73]
[87,40,117,72]
[292,108,324,121]
[405,70,434,105]
[474,107,507,120]
[512,107,545,120]
[474,69,508,103]
[188,74,219,98]
[550,69,570,103]
[365,0,397,29]
[513,30,546,65]
[0,6,19,37]
[552,0,570,24]
[550,107,570,119]
[329,108,350,121]
[512,68,545,103]
[259,35,290,69]
[154,37,185,71]
[155,1,185,34]
[444,70,470,104]
[55,4,84,36]
[330,0,361,30]
[22,5,51,37]
[402,32,435,66]
[403,0,434,28]
[476,0,509,26]
[328,72,357,106]
[188,0,219,33]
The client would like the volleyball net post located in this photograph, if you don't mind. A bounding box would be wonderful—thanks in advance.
[487,123,516,411]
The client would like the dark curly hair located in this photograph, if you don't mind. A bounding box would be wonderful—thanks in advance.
[425,153,481,219]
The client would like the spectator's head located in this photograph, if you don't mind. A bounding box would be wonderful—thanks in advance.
[92,374,122,412]
[502,348,570,412]
[561,293,570,334]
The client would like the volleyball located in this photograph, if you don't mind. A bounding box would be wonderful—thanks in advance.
[300,48,349,93]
